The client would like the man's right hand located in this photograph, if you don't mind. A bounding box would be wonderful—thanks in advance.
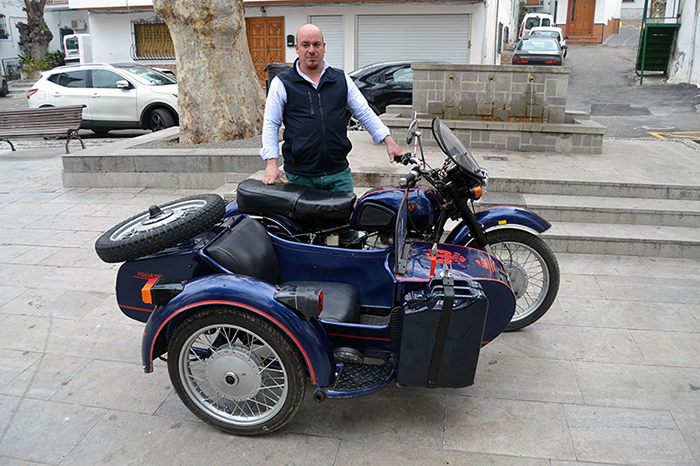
[262,159,288,185]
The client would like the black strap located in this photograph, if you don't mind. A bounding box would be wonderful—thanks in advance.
[426,274,455,388]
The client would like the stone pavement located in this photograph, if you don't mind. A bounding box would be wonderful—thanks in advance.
[1,140,699,465]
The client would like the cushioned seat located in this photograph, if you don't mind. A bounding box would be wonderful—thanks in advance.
[205,217,361,323]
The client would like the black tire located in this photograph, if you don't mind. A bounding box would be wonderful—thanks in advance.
[469,229,560,331]
[94,194,225,263]
[0,80,8,97]
[91,128,110,135]
[150,108,176,131]
[168,306,306,435]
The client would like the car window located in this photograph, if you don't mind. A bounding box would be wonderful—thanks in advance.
[115,65,176,85]
[542,18,552,27]
[58,70,89,88]
[519,38,559,52]
[47,74,61,85]
[92,70,126,89]
[525,18,540,29]
[387,67,413,84]
[532,30,560,39]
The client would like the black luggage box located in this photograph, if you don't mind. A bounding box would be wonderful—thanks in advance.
[396,279,488,388]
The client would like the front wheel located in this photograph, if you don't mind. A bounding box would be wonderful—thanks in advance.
[150,108,175,131]
[469,229,560,331]
[168,306,306,435]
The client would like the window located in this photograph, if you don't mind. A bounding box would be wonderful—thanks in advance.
[92,70,125,88]
[0,15,7,39]
[387,67,413,84]
[132,18,175,60]
[58,71,89,88]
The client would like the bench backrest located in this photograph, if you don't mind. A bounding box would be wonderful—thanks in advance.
[0,105,85,131]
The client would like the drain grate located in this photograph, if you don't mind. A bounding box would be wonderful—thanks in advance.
[484,156,509,161]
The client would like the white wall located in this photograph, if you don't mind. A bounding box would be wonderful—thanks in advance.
[0,2,27,71]
[668,0,700,86]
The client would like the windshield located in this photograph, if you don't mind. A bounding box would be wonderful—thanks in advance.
[114,65,177,85]
[431,117,483,179]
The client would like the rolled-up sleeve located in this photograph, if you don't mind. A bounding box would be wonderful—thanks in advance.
[345,74,391,144]
[259,77,287,160]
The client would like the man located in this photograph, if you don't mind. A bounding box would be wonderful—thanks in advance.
[260,23,404,193]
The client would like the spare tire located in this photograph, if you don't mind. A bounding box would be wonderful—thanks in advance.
[95,194,226,263]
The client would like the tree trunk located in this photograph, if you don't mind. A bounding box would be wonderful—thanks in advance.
[153,0,266,144]
[16,0,52,62]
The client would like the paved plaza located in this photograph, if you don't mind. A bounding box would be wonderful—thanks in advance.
[1,136,699,465]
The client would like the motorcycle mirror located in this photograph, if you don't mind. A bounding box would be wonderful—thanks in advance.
[406,118,419,145]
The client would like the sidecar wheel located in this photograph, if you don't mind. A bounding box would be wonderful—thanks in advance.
[94,194,225,263]
[168,306,306,435]
[475,229,560,331]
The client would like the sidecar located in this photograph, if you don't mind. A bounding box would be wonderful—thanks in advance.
[104,193,515,435]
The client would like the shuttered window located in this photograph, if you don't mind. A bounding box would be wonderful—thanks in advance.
[310,15,344,69]
[133,21,175,60]
[356,15,471,69]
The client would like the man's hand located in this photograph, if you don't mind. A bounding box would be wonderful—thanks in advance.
[383,135,404,163]
[262,159,287,185]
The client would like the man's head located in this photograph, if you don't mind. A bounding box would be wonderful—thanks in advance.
[295,24,325,73]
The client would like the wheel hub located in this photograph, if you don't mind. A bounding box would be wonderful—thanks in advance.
[205,347,263,402]
[503,260,528,298]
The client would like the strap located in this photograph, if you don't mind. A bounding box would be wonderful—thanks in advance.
[426,272,455,388]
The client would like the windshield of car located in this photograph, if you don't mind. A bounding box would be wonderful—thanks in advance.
[531,30,560,40]
[431,117,482,179]
[114,65,176,85]
[518,38,560,52]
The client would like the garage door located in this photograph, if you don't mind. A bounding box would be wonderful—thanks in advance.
[356,15,471,69]
[310,15,344,69]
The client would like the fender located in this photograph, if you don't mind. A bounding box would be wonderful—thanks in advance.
[224,201,303,236]
[445,205,551,245]
[141,273,335,387]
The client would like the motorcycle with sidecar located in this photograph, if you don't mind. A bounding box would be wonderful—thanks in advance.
[95,117,556,435]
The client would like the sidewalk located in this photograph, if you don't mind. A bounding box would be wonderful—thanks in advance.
[1,140,699,465]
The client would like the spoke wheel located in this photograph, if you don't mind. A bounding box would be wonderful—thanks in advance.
[169,306,306,435]
[94,194,225,263]
[474,229,560,330]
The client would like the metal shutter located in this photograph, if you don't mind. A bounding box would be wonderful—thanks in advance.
[310,15,344,69]
[356,15,471,69]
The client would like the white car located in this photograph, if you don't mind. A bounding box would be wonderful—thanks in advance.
[518,13,555,39]
[27,63,179,133]
[529,26,568,57]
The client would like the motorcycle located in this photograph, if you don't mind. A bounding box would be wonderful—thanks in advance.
[93,117,554,436]
[235,116,560,330]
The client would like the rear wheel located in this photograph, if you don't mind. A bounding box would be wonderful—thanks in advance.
[150,108,175,131]
[469,229,559,330]
[168,306,306,435]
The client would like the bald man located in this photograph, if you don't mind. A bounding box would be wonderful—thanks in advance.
[260,23,403,193]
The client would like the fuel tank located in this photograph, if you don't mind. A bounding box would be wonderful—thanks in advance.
[350,186,442,232]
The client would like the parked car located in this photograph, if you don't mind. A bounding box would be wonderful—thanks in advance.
[529,26,568,57]
[518,13,555,39]
[0,76,7,97]
[347,60,444,129]
[27,63,179,133]
[511,36,564,66]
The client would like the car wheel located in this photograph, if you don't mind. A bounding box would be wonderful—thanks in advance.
[346,112,365,131]
[0,80,8,97]
[91,129,111,135]
[94,194,226,263]
[150,108,175,131]
[169,306,306,435]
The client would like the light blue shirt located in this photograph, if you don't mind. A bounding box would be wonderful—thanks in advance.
[260,60,391,161]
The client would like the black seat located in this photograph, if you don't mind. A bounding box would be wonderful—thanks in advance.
[236,179,356,222]
[205,217,361,323]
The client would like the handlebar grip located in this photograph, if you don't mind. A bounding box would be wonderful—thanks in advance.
[399,170,418,188]
[394,152,412,165]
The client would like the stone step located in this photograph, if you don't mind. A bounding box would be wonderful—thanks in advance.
[542,222,700,259]
[480,192,700,227]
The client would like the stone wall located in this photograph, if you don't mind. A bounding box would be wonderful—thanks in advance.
[412,63,571,124]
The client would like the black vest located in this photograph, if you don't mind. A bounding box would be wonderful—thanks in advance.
[276,62,352,177]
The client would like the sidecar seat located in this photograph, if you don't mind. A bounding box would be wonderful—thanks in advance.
[206,217,361,323]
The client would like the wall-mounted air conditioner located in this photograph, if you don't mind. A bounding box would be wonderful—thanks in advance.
[71,19,87,31]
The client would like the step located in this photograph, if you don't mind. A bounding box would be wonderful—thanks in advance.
[480,192,700,227]
[543,222,700,259]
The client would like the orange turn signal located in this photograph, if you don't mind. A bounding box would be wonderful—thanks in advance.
[141,277,159,305]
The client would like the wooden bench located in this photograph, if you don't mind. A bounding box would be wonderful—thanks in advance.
[0,105,86,154]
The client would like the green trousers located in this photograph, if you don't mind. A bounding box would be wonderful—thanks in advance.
[286,167,354,193]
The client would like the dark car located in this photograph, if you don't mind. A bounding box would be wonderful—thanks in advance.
[0,76,8,97]
[511,36,564,66]
[347,60,443,129]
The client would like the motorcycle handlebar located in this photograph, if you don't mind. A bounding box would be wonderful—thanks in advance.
[399,170,419,188]
[394,153,413,165]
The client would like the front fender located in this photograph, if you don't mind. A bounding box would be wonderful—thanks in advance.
[445,206,551,245]
[141,273,335,387]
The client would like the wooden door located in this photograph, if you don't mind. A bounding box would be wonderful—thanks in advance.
[568,0,595,35]
[246,17,285,85]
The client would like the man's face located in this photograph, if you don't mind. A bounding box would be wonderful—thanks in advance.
[296,26,325,72]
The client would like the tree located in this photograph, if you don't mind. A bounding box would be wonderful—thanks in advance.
[16,0,53,62]
[152,0,266,144]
